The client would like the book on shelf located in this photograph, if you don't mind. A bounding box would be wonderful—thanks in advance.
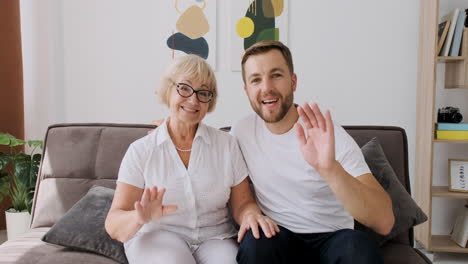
[437,122,468,131]
[449,9,467,56]
[436,130,468,140]
[440,8,460,57]
[438,20,451,55]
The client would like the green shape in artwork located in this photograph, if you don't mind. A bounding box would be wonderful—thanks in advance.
[257,28,279,42]
[244,0,275,50]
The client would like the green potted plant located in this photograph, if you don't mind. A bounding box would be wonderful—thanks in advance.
[0,133,43,240]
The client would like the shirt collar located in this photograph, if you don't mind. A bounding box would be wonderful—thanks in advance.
[156,118,171,146]
[156,118,211,146]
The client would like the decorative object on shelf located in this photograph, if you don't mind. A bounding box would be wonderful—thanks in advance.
[436,122,468,140]
[449,10,466,56]
[443,27,468,88]
[450,202,468,248]
[449,159,468,193]
[436,130,468,140]
[437,19,451,55]
[0,133,43,240]
[437,122,468,131]
[440,8,460,57]
[436,107,465,140]
[464,8,468,27]
[438,106,463,123]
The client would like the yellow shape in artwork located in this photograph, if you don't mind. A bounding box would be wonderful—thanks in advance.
[263,0,284,18]
[176,5,210,39]
[236,17,254,38]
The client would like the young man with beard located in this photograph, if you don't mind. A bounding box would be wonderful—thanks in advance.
[231,40,394,264]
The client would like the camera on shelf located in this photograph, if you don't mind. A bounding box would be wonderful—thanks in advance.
[438,106,463,123]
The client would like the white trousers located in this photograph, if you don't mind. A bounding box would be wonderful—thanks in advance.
[124,230,238,264]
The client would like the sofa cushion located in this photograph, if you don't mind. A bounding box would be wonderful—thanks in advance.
[0,227,118,264]
[0,228,54,264]
[355,137,428,245]
[42,186,127,264]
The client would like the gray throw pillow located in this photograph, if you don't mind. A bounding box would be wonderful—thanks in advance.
[356,137,428,245]
[42,186,127,264]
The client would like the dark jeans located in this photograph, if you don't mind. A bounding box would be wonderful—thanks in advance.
[236,226,383,264]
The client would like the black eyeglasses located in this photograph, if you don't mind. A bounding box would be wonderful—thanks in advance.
[175,82,213,103]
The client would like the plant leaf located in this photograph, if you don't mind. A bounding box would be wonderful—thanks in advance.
[0,152,11,204]
[0,133,15,146]
[27,140,43,149]
[12,153,41,211]
[0,134,42,211]
[11,181,27,212]
[13,153,31,189]
[0,172,10,203]
[10,138,25,147]
[0,152,12,171]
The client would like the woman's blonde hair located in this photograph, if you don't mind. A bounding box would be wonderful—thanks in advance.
[157,55,218,112]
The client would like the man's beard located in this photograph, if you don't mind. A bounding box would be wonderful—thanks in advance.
[250,91,294,123]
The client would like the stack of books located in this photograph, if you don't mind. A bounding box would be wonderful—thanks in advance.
[438,8,467,57]
[436,123,468,140]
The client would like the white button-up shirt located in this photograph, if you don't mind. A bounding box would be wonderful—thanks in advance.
[118,120,248,244]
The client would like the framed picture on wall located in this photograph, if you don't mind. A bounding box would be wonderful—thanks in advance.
[230,0,289,71]
[162,0,217,69]
[449,159,468,192]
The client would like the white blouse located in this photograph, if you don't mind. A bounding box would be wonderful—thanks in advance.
[117,120,248,245]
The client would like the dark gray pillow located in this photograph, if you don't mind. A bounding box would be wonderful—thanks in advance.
[356,137,428,245]
[42,186,127,264]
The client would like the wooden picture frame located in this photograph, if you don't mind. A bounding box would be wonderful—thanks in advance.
[449,159,468,192]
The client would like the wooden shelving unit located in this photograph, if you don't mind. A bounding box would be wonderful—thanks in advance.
[434,139,468,143]
[415,0,468,254]
[432,186,468,198]
[432,235,468,253]
[437,56,465,62]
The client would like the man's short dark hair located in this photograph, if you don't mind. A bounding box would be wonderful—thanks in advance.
[241,40,294,83]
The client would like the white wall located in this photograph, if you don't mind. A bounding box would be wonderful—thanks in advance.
[21,0,65,145]
[26,0,460,232]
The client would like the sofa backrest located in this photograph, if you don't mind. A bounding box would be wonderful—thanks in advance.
[31,123,155,229]
[30,124,412,246]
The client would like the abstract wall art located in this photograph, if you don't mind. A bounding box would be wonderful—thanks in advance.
[165,0,216,68]
[230,0,288,71]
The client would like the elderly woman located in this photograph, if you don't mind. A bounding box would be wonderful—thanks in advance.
[105,55,278,264]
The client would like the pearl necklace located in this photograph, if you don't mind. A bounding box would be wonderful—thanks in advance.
[175,146,192,152]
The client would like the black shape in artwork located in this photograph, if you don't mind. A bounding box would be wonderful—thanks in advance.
[167,32,209,59]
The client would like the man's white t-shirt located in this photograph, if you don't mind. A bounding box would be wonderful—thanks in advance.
[118,120,248,244]
[231,114,371,234]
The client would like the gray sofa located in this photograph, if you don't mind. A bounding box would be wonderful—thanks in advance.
[0,123,431,264]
